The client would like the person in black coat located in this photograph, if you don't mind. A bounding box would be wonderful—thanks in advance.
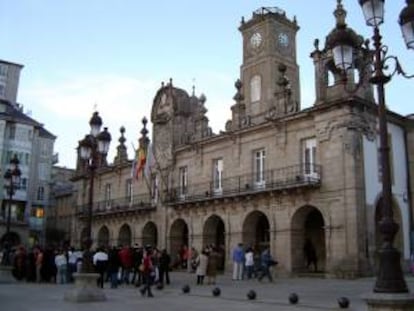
[158,249,171,285]
[131,246,143,286]
[107,247,121,288]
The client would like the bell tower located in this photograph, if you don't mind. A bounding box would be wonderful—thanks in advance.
[238,7,300,121]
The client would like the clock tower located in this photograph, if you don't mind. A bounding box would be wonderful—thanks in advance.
[238,7,300,121]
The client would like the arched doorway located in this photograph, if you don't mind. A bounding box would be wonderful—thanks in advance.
[374,198,404,270]
[118,224,132,247]
[142,221,158,247]
[80,227,88,246]
[242,211,270,253]
[97,226,110,248]
[291,206,326,273]
[203,214,225,270]
[169,218,189,269]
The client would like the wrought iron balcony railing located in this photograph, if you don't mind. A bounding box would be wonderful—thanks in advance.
[77,193,154,217]
[167,163,321,204]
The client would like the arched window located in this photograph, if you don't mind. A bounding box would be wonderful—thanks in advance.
[250,75,261,103]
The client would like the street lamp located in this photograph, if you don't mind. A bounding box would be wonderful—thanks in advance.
[78,111,111,271]
[328,0,414,293]
[2,154,21,266]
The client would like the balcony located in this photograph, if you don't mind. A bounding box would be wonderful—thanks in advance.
[77,193,154,218]
[167,163,322,205]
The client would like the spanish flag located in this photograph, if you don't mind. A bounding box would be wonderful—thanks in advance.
[134,147,146,180]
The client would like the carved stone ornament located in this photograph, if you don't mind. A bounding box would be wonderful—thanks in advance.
[154,124,173,169]
[154,93,173,124]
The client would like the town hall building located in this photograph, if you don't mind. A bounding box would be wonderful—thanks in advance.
[71,3,414,278]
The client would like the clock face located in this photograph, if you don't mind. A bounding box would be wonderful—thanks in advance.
[278,32,289,47]
[250,32,262,49]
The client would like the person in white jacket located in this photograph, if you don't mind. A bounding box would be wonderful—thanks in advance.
[195,249,208,285]
[54,249,68,284]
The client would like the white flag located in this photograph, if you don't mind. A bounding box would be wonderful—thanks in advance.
[144,142,156,178]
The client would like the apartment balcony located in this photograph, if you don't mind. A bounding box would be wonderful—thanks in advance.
[77,193,154,219]
[167,163,322,206]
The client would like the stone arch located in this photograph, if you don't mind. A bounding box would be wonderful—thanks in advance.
[97,226,110,248]
[291,205,326,273]
[118,223,132,247]
[203,214,226,270]
[142,221,158,247]
[169,218,189,269]
[242,211,270,253]
[374,197,404,269]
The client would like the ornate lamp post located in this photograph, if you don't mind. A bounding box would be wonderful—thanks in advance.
[329,0,414,297]
[78,112,111,262]
[2,155,21,266]
[64,111,110,303]
[78,112,111,248]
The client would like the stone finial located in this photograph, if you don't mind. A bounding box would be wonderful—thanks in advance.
[114,126,128,165]
[334,0,347,27]
[233,79,244,102]
[138,117,150,149]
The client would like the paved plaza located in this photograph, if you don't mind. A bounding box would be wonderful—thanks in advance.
[2,272,414,311]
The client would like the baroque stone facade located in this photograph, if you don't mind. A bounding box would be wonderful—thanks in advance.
[71,4,414,278]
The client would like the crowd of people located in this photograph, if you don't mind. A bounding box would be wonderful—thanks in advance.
[231,243,278,282]
[0,243,173,289]
[0,240,316,293]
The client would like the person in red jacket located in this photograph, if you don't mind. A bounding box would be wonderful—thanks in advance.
[118,246,133,285]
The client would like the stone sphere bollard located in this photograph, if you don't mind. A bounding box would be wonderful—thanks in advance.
[337,297,350,308]
[212,287,221,297]
[288,293,299,304]
[247,290,257,300]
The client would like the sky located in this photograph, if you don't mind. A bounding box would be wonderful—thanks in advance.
[1,0,412,169]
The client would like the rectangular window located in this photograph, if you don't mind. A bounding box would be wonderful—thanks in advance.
[21,178,27,190]
[41,141,49,156]
[105,183,112,208]
[250,75,262,103]
[126,179,132,203]
[37,186,44,201]
[151,174,159,204]
[38,163,47,179]
[302,138,318,178]
[254,149,266,187]
[0,83,5,96]
[0,64,8,77]
[5,151,12,164]
[8,124,16,140]
[179,166,188,198]
[213,158,223,194]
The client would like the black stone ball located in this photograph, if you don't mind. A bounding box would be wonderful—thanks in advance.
[247,289,257,300]
[182,284,190,294]
[338,297,350,309]
[288,293,299,304]
[212,287,221,297]
[156,283,164,290]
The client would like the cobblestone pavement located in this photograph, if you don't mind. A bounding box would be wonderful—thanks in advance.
[1,272,414,311]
